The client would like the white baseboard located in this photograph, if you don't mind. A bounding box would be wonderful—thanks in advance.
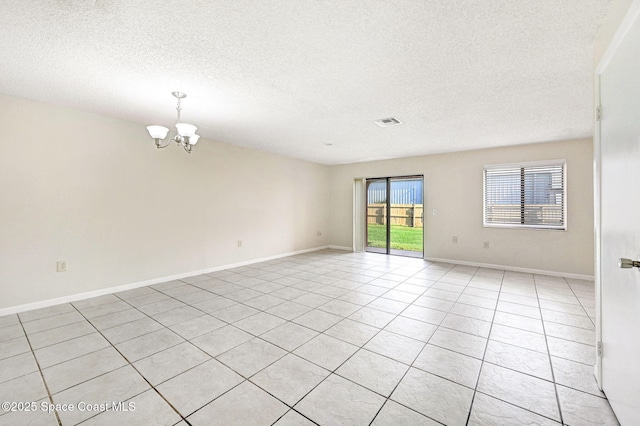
[328,245,353,251]
[2,248,594,317]
[0,246,331,317]
[424,257,595,281]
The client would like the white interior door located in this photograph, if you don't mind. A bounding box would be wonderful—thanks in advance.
[598,4,640,424]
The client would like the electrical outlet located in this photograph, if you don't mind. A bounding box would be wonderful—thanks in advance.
[483,241,490,249]
[432,209,437,216]
[56,260,67,272]
[237,240,242,248]
[452,236,458,244]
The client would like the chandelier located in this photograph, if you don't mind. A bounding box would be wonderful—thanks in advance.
[146,92,200,153]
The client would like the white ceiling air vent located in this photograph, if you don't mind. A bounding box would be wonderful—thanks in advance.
[374,117,403,127]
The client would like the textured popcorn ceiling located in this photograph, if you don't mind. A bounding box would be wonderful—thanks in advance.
[0,0,611,164]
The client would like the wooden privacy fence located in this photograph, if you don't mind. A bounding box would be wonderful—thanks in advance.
[485,204,564,227]
[367,204,424,228]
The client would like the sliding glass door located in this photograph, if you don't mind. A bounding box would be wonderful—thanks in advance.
[366,176,423,258]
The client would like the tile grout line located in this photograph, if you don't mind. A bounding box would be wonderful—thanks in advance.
[121,258,368,393]
[356,267,451,426]
[117,276,293,420]
[464,267,505,425]
[125,255,381,423]
[242,262,446,426]
[256,255,600,424]
[564,280,597,328]
[246,255,592,424]
[185,257,413,425]
[363,268,440,425]
[246,256,400,425]
[367,263,457,425]
[533,274,565,425]
[456,272,583,424]
[12,320,92,352]
[365,264,489,422]
[67,303,192,426]
[472,273,570,424]
[404,275,592,421]
[15,314,63,426]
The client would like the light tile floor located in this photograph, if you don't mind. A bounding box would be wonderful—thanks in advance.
[0,250,620,425]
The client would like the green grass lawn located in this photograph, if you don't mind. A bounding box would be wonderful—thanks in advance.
[367,224,423,252]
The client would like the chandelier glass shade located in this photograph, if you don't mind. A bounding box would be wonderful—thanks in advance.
[146,92,200,153]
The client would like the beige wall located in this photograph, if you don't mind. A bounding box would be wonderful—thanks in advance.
[0,92,596,311]
[0,94,329,310]
[328,139,594,276]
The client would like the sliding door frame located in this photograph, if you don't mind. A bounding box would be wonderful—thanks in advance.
[364,175,424,257]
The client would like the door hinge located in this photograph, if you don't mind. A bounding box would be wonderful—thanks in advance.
[597,341,603,357]
[596,106,602,121]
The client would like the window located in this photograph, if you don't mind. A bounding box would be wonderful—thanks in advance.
[483,160,566,230]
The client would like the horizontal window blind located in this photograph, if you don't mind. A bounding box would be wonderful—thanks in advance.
[484,162,566,230]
